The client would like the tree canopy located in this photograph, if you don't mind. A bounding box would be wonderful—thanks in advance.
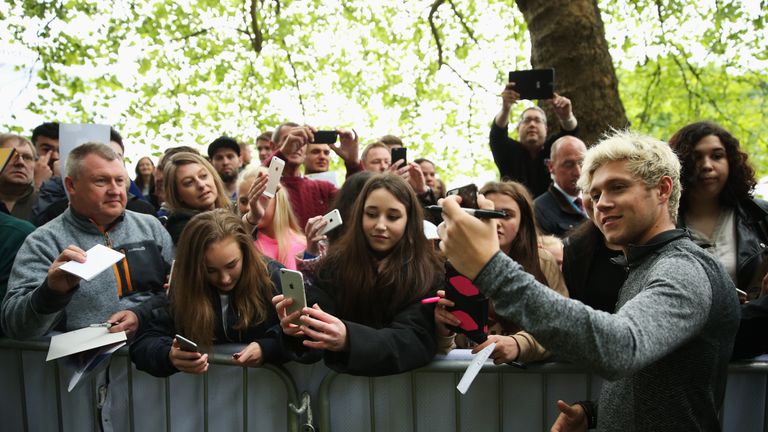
[1,0,765,181]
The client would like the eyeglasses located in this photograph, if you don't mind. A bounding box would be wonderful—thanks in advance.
[521,117,545,125]
[13,153,35,163]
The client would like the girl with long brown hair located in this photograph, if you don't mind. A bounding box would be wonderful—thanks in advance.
[435,181,568,364]
[274,173,443,376]
[130,209,284,376]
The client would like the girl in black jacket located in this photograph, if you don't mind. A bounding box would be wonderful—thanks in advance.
[130,209,284,376]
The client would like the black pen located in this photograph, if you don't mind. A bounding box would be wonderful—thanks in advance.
[425,205,508,219]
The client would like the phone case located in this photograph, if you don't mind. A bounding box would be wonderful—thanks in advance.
[508,69,555,100]
[444,263,488,344]
[319,209,343,235]
[280,269,307,326]
[264,157,285,198]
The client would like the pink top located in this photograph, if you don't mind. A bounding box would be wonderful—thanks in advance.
[255,232,306,270]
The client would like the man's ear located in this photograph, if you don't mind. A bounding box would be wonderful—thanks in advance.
[546,159,555,174]
[64,176,76,195]
[657,176,673,203]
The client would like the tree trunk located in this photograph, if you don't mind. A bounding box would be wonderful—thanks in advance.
[516,0,628,146]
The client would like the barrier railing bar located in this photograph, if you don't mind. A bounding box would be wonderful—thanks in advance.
[318,370,336,432]
[369,377,376,432]
[165,376,171,432]
[126,356,135,432]
[541,372,549,431]
[454,371,461,431]
[16,348,28,432]
[54,358,63,432]
[410,372,417,432]
[90,378,98,429]
[242,366,248,432]
[203,366,209,432]
[764,377,767,432]
[498,372,504,430]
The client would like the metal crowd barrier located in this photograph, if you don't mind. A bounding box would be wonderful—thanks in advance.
[0,339,766,431]
[317,356,768,432]
[0,339,300,431]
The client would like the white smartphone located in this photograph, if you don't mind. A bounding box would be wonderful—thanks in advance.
[264,157,285,198]
[319,208,343,235]
[175,334,198,352]
[279,268,307,326]
[166,259,175,293]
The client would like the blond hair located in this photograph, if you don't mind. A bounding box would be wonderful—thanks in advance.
[577,130,681,221]
[163,152,231,213]
[238,165,305,266]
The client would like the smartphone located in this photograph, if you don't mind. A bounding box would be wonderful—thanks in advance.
[446,184,478,209]
[313,130,338,144]
[319,208,343,235]
[391,147,407,166]
[0,147,17,174]
[279,269,307,326]
[167,259,175,293]
[175,334,199,352]
[508,69,555,100]
[444,262,488,344]
[264,156,285,198]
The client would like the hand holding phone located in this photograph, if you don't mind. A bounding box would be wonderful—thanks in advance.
[508,69,555,100]
[175,334,199,352]
[391,147,407,166]
[264,157,285,198]
[319,209,343,235]
[446,184,479,209]
[313,130,338,145]
[279,269,307,326]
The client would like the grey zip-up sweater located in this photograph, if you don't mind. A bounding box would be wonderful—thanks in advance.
[1,208,174,340]
[473,229,739,431]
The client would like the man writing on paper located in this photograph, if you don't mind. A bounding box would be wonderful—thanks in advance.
[2,143,173,340]
[438,132,739,430]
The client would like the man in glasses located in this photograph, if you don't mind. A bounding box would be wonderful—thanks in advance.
[489,83,580,198]
[0,134,38,222]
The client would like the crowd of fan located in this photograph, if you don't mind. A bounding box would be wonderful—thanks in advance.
[0,83,766,430]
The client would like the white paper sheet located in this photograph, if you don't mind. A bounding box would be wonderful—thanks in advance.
[456,342,495,394]
[59,244,124,281]
[46,326,127,361]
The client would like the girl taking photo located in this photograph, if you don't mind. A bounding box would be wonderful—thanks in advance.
[274,173,443,376]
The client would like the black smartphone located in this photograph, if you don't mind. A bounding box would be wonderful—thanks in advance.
[313,130,338,144]
[175,334,199,352]
[446,184,478,209]
[508,68,555,100]
[391,147,407,166]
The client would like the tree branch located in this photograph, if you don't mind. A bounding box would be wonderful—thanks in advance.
[428,0,446,66]
[446,0,479,45]
[249,0,263,53]
[173,28,209,41]
[281,39,306,118]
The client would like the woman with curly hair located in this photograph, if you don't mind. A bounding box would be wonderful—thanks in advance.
[669,121,768,301]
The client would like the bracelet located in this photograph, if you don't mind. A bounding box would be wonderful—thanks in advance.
[243,213,257,226]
